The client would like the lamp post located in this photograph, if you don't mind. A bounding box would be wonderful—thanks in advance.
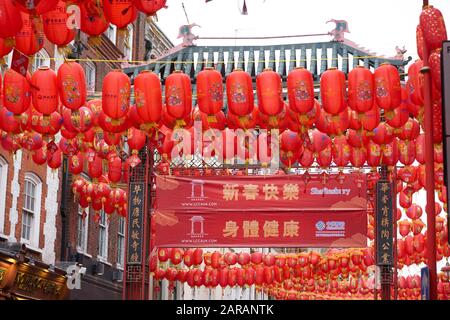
[420,0,438,300]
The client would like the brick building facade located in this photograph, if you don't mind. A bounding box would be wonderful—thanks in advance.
[0,13,174,300]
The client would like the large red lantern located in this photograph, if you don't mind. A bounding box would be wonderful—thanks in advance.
[14,0,59,14]
[226,69,254,117]
[320,68,346,115]
[14,12,45,56]
[374,64,401,111]
[0,0,23,39]
[348,66,374,113]
[134,70,162,127]
[80,0,110,39]
[57,62,87,110]
[133,0,166,16]
[257,68,283,117]
[102,70,131,120]
[103,0,137,29]
[31,67,59,116]
[42,1,75,47]
[287,67,314,114]
[165,71,192,124]
[420,5,448,52]
[196,67,223,117]
[407,60,424,106]
[3,69,31,116]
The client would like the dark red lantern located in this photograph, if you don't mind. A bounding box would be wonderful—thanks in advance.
[132,0,166,16]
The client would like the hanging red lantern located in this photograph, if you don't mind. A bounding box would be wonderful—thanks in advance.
[287,67,314,114]
[108,155,122,184]
[88,154,103,179]
[361,104,380,133]
[132,0,166,16]
[31,67,59,116]
[350,147,366,168]
[372,122,394,146]
[0,38,14,61]
[397,140,415,166]
[14,12,44,56]
[103,0,137,30]
[257,68,283,118]
[320,68,346,116]
[420,5,448,52]
[165,71,192,125]
[196,67,223,118]
[226,69,254,117]
[315,108,349,137]
[386,98,409,128]
[14,0,59,14]
[57,62,87,111]
[406,204,423,220]
[316,144,332,168]
[224,252,237,266]
[31,110,63,136]
[47,148,62,169]
[134,70,162,128]
[348,66,374,114]
[366,140,381,168]
[193,248,203,266]
[62,107,93,134]
[102,70,131,120]
[432,100,443,144]
[407,60,424,106]
[42,1,75,47]
[346,129,368,149]
[332,135,351,167]
[429,49,442,91]
[412,219,425,236]
[374,64,401,111]
[0,0,23,39]
[3,69,31,116]
[80,0,110,41]
[126,127,146,167]
[416,25,425,60]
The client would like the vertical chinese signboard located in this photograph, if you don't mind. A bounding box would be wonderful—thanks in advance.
[376,180,393,266]
[127,182,145,265]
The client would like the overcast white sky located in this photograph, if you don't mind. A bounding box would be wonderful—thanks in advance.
[156,0,450,60]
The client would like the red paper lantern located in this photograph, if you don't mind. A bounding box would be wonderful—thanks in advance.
[14,0,59,14]
[348,66,374,113]
[42,1,75,47]
[193,248,203,266]
[320,68,346,115]
[257,68,283,117]
[0,0,23,39]
[429,49,442,91]
[3,69,31,116]
[133,0,166,16]
[102,70,131,120]
[406,204,423,220]
[103,0,137,29]
[397,139,415,166]
[416,25,425,60]
[31,67,59,116]
[407,60,424,106]
[0,38,14,59]
[57,62,87,110]
[332,135,351,167]
[287,67,314,114]
[14,12,44,56]
[361,104,380,133]
[80,0,110,38]
[108,155,122,184]
[226,69,254,117]
[47,148,62,169]
[134,70,162,127]
[31,110,63,136]
[196,67,223,117]
[420,5,448,52]
[165,71,192,123]
[374,64,401,111]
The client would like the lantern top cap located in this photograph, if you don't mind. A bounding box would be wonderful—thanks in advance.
[327,67,338,71]
[203,67,215,71]
[140,70,152,74]
[38,66,50,70]
[379,62,392,67]
[112,69,123,72]
[173,70,184,74]
[294,67,306,70]
[263,68,273,72]
[233,68,244,72]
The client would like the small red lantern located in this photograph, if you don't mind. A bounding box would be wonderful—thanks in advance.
[102,70,131,120]
[133,0,166,16]
[80,0,110,39]
[226,69,254,117]
[196,67,223,117]
[42,1,75,47]
[348,66,374,114]
[3,69,31,116]
[14,12,45,56]
[374,64,401,111]
[320,68,346,116]
[287,67,314,114]
[31,67,59,116]
[103,0,137,29]
[57,62,87,111]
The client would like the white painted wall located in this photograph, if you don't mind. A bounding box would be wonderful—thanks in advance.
[42,165,60,264]
[8,150,22,242]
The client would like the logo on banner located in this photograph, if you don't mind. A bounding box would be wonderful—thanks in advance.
[188,215,207,238]
[189,180,207,201]
[315,221,346,238]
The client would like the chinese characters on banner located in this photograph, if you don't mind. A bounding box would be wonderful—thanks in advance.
[154,174,368,248]
[127,182,145,265]
[376,180,393,266]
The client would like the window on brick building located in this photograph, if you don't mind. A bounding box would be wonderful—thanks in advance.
[85,61,96,94]
[123,24,134,61]
[0,156,8,235]
[117,217,125,266]
[77,205,89,253]
[32,49,50,73]
[105,24,117,45]
[21,173,42,248]
[98,210,108,260]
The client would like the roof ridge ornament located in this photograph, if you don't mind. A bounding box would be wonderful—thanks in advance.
[178,23,201,47]
[327,19,350,42]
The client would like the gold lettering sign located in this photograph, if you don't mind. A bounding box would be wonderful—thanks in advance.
[14,272,62,297]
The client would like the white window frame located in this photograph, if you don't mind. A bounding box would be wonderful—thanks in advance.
[117,217,125,267]
[97,210,109,261]
[21,173,42,249]
[105,24,117,45]
[77,205,89,254]
[32,49,50,73]
[123,24,134,61]
[0,157,8,235]
[84,61,96,95]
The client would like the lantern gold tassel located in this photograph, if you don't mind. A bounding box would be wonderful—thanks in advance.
[57,45,72,58]
[88,36,102,48]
